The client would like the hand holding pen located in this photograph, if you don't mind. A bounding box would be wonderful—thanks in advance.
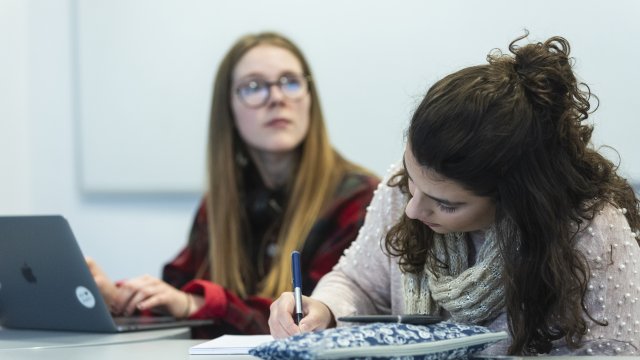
[267,252,335,338]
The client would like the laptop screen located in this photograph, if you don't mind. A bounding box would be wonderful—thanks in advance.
[0,215,212,332]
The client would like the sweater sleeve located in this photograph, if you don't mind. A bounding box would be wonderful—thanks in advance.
[312,163,407,322]
[555,204,640,355]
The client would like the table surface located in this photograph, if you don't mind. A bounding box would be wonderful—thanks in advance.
[0,339,259,360]
[1,339,640,360]
[1,328,639,360]
[0,327,190,350]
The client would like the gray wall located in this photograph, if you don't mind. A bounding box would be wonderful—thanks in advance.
[2,0,639,280]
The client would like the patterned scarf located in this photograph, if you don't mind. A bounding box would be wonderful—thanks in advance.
[402,223,507,324]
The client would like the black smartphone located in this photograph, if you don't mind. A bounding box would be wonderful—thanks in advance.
[337,314,442,325]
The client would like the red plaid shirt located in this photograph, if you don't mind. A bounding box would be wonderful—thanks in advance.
[162,171,379,338]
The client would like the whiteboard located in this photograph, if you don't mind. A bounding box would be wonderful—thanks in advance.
[75,0,640,193]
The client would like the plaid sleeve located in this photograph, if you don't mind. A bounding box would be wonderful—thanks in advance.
[162,199,208,289]
[161,172,379,337]
[182,279,272,336]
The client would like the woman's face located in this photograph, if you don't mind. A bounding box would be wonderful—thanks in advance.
[403,144,496,234]
[231,45,311,155]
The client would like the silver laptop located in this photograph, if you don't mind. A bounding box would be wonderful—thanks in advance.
[0,215,213,332]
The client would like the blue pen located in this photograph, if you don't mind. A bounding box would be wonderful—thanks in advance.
[291,250,304,325]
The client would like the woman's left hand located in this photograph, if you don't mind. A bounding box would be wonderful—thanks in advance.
[112,275,197,318]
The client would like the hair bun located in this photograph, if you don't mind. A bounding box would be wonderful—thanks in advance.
[485,33,594,152]
[509,35,574,109]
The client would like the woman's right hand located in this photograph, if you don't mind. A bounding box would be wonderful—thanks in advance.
[268,292,335,338]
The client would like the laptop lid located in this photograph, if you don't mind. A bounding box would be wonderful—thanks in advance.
[0,215,212,333]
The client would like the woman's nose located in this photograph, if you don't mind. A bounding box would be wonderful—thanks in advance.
[405,194,431,221]
[267,84,286,104]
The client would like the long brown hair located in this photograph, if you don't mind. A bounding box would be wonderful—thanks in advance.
[205,32,364,299]
[385,34,640,354]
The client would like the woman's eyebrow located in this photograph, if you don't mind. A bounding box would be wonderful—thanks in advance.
[235,72,265,82]
[402,156,465,206]
[425,194,465,206]
[235,71,303,83]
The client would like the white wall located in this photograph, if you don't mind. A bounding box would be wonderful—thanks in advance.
[4,0,199,281]
[74,0,640,193]
[2,0,639,282]
[0,0,31,214]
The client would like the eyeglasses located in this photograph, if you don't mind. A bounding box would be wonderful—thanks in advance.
[235,74,310,108]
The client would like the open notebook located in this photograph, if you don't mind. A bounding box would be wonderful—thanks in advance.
[0,215,212,332]
[189,335,274,355]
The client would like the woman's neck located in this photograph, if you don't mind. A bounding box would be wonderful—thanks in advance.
[468,229,486,248]
[467,229,487,266]
[247,148,298,190]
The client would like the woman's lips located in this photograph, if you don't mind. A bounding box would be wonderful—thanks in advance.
[423,221,440,228]
[265,118,291,128]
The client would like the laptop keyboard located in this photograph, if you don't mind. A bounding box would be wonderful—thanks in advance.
[114,316,177,326]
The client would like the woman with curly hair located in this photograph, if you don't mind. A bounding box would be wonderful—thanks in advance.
[269,34,640,355]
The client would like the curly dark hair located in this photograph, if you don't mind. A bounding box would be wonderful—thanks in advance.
[384,33,640,355]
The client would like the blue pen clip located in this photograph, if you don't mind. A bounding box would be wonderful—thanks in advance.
[291,251,303,325]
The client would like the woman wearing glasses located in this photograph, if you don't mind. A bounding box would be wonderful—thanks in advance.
[87,32,379,337]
